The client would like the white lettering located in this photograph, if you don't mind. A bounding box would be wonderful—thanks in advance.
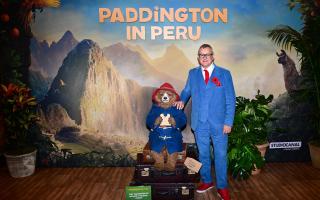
[269,141,302,149]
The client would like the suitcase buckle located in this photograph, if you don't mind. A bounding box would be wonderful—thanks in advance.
[141,168,150,177]
[188,169,196,174]
[181,186,189,195]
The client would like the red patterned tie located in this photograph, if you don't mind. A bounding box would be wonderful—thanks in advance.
[204,69,209,84]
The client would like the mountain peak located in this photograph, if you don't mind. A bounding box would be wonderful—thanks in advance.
[126,44,144,52]
[40,40,50,49]
[165,44,183,56]
[61,30,75,42]
[126,43,153,65]
[30,31,79,78]
[43,39,106,123]
[152,44,194,82]
[51,30,78,49]
[109,42,125,49]
[104,42,132,57]
[168,43,178,49]
[71,39,102,59]
[77,39,97,50]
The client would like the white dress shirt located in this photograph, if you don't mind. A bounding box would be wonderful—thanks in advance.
[201,63,215,80]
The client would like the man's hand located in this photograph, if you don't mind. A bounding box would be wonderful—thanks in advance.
[223,125,232,134]
[173,101,185,110]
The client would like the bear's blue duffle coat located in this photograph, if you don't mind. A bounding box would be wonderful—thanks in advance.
[146,104,187,154]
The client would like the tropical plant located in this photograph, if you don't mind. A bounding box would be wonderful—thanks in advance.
[228,141,263,180]
[228,91,273,180]
[267,0,320,145]
[234,90,274,145]
[0,83,38,155]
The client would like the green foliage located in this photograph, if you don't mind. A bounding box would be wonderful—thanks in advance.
[228,143,264,180]
[268,0,320,142]
[267,25,304,52]
[27,123,60,166]
[234,90,273,145]
[228,90,273,180]
[287,0,320,20]
[47,150,136,167]
[27,125,136,167]
[0,10,24,86]
[0,83,38,154]
[0,47,24,86]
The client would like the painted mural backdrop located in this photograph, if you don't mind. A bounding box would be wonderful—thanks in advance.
[29,0,311,166]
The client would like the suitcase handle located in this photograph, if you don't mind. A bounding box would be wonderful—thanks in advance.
[161,171,175,176]
[156,191,169,196]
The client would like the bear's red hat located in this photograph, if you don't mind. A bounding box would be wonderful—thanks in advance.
[152,82,180,102]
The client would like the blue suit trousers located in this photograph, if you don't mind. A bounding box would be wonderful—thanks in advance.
[195,121,228,189]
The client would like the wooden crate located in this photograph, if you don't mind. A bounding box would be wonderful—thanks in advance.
[134,153,199,183]
[130,181,196,200]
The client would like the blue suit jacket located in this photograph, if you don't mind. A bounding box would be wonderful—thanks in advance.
[180,65,236,131]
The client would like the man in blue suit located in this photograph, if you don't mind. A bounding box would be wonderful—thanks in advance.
[175,44,235,200]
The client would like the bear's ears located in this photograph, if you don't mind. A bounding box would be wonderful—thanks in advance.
[152,82,180,102]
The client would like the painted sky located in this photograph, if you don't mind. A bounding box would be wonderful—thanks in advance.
[31,0,303,98]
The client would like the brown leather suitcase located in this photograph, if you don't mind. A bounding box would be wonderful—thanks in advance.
[134,153,200,183]
[143,142,187,163]
[130,181,195,200]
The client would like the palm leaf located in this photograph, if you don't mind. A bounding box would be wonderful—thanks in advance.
[267,25,305,53]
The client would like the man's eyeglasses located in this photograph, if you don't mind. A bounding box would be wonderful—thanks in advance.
[198,53,213,58]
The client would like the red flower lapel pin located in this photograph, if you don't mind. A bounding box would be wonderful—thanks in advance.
[212,77,221,86]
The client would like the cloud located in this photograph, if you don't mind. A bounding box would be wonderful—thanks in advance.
[31,9,85,44]
[224,44,248,62]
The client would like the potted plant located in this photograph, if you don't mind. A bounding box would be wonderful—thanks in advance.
[0,83,38,177]
[268,0,320,168]
[246,91,273,174]
[250,90,273,156]
[228,91,273,179]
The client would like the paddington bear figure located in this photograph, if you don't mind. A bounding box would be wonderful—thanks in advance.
[146,82,187,171]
